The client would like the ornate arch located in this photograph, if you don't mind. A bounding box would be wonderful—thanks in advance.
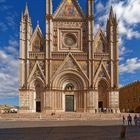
[29,76,45,89]
[51,70,88,90]
[94,77,110,90]
[96,77,110,109]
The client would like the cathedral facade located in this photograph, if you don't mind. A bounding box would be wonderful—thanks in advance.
[19,0,119,113]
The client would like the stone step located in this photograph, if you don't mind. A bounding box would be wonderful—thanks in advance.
[0,113,123,120]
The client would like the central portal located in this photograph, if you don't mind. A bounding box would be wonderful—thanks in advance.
[65,95,74,112]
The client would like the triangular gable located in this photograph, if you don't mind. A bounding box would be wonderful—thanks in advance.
[51,52,88,81]
[31,24,44,44]
[95,27,106,42]
[94,27,107,52]
[54,0,85,20]
[93,60,110,83]
[27,61,46,83]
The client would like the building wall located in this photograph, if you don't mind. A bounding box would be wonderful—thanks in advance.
[119,81,140,113]
[19,0,119,113]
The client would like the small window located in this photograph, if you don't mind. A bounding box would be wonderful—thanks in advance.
[65,83,74,90]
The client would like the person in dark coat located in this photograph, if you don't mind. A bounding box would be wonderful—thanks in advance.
[127,114,132,126]
[134,115,138,126]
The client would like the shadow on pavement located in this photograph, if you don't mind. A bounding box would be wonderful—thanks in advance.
[0,125,140,140]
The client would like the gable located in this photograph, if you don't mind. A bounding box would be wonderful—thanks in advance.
[93,60,110,83]
[51,53,88,82]
[94,28,107,53]
[54,0,85,20]
[31,25,45,52]
[27,61,45,84]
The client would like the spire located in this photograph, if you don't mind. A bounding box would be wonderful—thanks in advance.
[108,6,118,25]
[24,2,29,16]
[109,6,115,19]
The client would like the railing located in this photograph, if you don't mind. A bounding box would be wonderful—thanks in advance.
[29,52,45,59]
[28,52,110,60]
[94,53,109,59]
[52,52,88,60]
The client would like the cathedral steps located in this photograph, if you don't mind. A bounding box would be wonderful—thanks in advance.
[0,113,123,121]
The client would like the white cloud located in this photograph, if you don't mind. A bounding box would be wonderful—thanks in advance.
[4,39,19,56]
[113,0,140,39]
[119,58,140,74]
[0,41,19,99]
[95,0,140,39]
[95,0,140,66]
[96,2,104,13]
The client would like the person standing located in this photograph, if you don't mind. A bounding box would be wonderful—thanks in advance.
[123,115,125,125]
[127,114,132,126]
[134,115,138,126]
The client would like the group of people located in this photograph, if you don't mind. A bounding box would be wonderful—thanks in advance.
[123,114,140,126]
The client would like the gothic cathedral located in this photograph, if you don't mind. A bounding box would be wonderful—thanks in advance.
[19,0,119,113]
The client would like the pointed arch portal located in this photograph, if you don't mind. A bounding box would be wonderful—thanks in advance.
[97,79,109,110]
[30,78,45,112]
[52,70,87,112]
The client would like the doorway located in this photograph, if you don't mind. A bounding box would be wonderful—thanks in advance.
[36,101,41,112]
[98,101,103,109]
[98,79,109,109]
[65,95,74,112]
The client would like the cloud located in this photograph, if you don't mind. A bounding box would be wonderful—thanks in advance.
[0,0,18,32]
[95,0,140,67]
[4,39,19,56]
[0,0,19,99]
[113,0,140,39]
[0,41,19,99]
[119,58,140,74]
[96,2,104,13]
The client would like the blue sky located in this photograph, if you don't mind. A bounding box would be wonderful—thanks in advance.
[0,0,140,106]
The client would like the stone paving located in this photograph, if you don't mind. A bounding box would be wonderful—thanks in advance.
[0,120,140,140]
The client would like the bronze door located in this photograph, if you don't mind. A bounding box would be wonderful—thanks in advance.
[65,95,74,112]
[36,101,41,112]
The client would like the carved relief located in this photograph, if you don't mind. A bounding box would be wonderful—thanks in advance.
[51,61,63,76]
[104,61,110,74]
[99,70,106,78]
[59,29,81,51]
[94,62,100,73]
[79,61,88,75]
[31,63,45,83]
[53,22,84,28]
[61,58,79,71]
[38,61,45,72]
[29,61,36,73]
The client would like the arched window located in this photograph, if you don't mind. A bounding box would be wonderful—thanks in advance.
[65,83,74,90]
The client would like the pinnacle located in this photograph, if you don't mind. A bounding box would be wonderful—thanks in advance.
[24,2,29,16]
[109,6,114,19]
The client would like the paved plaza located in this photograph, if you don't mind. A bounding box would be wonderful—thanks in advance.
[0,120,140,140]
